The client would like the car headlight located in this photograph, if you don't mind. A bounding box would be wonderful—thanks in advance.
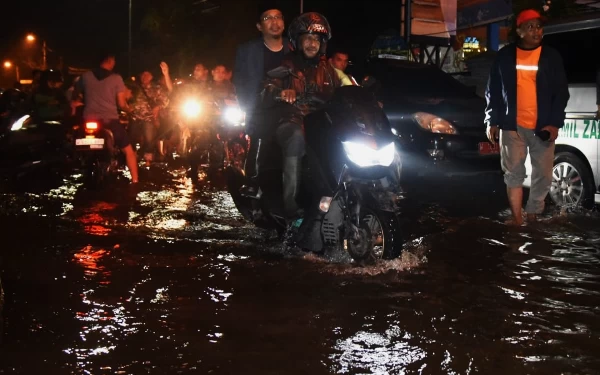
[11,115,30,131]
[223,107,245,126]
[182,100,202,118]
[413,112,458,135]
[342,141,396,167]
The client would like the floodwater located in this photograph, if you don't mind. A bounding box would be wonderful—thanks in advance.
[1,162,599,374]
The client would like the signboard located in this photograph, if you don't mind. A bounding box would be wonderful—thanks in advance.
[457,0,512,29]
[406,0,457,39]
[370,34,411,60]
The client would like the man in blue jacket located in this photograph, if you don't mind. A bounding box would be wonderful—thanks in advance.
[485,9,569,225]
[233,2,289,194]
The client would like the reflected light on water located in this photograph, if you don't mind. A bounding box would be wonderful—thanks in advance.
[132,184,192,231]
[330,326,426,374]
[77,202,117,236]
[44,175,83,216]
[65,246,138,371]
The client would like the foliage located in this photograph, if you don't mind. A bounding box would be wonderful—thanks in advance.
[134,0,261,77]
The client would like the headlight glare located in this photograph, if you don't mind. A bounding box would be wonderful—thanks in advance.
[183,100,202,118]
[343,141,396,167]
[224,107,245,126]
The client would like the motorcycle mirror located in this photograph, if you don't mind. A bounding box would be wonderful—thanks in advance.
[267,66,293,79]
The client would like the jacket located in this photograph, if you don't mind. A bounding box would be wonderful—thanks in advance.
[232,38,290,116]
[265,53,341,116]
[484,43,570,131]
[255,53,341,137]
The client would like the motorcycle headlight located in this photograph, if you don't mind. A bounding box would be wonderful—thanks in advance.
[342,141,396,167]
[413,112,459,135]
[223,107,245,126]
[11,115,30,131]
[182,100,202,118]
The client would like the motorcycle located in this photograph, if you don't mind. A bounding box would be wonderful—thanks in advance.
[215,99,248,169]
[73,113,128,186]
[178,94,247,179]
[226,68,404,263]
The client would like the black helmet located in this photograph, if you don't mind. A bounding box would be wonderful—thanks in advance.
[288,12,332,54]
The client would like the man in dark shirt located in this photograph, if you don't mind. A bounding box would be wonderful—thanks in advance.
[233,3,289,185]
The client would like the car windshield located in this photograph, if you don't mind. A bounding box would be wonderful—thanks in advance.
[367,60,476,98]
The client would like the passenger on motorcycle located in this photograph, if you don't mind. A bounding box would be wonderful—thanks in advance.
[260,12,341,221]
[72,51,139,183]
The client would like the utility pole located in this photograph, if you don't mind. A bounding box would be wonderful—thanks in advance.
[16,66,20,82]
[300,0,303,13]
[42,41,47,70]
[128,0,132,77]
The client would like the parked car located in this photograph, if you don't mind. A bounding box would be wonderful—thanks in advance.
[523,13,600,208]
[363,59,500,179]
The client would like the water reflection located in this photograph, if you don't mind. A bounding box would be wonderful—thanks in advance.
[4,163,600,374]
[132,181,192,232]
[76,202,117,236]
[331,327,426,374]
[66,246,132,372]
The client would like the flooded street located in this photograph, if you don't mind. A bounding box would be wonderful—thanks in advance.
[1,162,600,374]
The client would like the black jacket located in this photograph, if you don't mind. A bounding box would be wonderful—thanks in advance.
[255,53,341,138]
[485,43,570,131]
[232,38,289,118]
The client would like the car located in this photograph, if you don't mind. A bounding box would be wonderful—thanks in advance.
[523,13,600,208]
[363,59,500,179]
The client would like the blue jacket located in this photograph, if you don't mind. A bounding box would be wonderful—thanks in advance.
[232,38,289,118]
[484,43,570,131]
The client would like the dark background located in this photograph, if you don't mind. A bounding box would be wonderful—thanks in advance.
[0,0,402,85]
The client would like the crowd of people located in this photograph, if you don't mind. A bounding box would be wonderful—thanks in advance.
[3,3,598,228]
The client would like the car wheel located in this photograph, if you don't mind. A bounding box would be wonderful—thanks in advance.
[549,152,595,209]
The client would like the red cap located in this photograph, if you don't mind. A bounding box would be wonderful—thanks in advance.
[516,9,544,26]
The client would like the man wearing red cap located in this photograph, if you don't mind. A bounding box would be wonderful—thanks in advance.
[485,9,570,225]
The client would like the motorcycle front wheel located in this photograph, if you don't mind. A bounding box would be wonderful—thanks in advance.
[346,207,403,262]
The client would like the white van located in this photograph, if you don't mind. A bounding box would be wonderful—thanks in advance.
[524,14,600,208]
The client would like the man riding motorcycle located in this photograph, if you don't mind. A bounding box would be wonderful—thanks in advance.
[258,12,341,221]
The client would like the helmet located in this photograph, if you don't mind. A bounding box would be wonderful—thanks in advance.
[288,12,332,54]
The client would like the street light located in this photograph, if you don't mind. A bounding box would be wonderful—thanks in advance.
[3,61,20,81]
[25,33,48,70]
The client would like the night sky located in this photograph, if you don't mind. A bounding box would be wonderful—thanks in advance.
[1,0,401,85]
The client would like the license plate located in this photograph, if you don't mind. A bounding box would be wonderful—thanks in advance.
[478,142,500,155]
[76,138,104,146]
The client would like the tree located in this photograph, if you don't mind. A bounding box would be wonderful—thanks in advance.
[134,0,260,77]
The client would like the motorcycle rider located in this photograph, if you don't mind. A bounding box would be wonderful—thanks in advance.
[261,12,341,220]
[73,51,138,183]
[173,63,216,180]
[210,64,236,102]
[233,4,289,190]
[134,69,170,165]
